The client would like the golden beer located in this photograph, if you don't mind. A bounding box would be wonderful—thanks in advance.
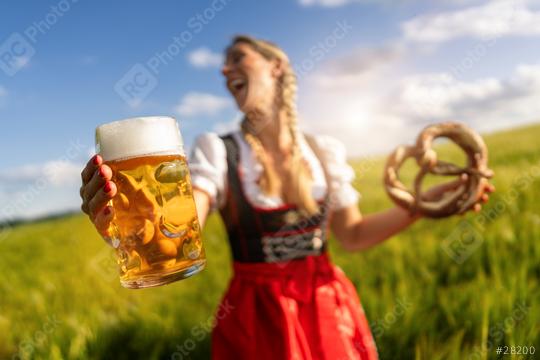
[96,117,205,288]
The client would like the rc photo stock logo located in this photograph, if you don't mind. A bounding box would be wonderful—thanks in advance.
[441,220,484,264]
[0,0,80,76]
[0,33,36,77]
[114,0,232,107]
[114,63,159,107]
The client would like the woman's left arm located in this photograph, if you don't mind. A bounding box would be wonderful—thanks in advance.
[330,204,420,251]
[331,177,495,252]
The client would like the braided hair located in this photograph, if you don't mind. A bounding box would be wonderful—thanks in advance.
[228,35,319,216]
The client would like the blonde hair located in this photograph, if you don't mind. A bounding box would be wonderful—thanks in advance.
[228,35,319,216]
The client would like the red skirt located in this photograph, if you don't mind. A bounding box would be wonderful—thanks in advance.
[211,254,379,360]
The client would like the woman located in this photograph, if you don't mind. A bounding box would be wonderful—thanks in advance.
[80,35,494,359]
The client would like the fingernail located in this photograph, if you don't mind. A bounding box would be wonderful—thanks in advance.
[98,166,107,178]
[103,207,111,215]
[92,155,101,165]
[104,182,113,193]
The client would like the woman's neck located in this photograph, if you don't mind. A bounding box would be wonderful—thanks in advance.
[246,108,292,157]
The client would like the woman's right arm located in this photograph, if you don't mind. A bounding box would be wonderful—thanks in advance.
[80,155,211,245]
[193,188,211,228]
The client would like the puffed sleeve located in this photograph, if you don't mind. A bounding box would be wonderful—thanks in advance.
[188,132,227,211]
[311,135,360,211]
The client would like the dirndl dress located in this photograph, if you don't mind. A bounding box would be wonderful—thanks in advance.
[208,134,379,360]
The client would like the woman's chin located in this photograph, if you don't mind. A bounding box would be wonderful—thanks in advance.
[234,88,250,112]
[236,97,250,113]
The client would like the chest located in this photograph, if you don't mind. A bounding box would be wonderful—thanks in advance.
[266,155,294,192]
[236,134,328,207]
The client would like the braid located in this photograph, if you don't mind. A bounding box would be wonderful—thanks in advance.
[234,35,320,216]
[281,67,319,216]
[241,120,279,196]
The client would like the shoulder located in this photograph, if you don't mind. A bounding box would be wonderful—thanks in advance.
[304,133,348,164]
[192,131,244,150]
[192,132,224,148]
[189,132,228,170]
[305,133,360,209]
[191,132,229,158]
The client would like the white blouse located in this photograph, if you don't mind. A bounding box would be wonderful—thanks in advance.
[188,131,360,212]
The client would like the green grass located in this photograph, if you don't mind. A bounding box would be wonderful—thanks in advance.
[1,124,539,359]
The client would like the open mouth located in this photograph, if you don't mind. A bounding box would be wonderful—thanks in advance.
[228,78,247,95]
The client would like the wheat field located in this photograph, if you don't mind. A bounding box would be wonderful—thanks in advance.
[1,124,539,359]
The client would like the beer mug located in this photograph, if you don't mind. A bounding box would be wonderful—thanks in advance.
[96,116,206,288]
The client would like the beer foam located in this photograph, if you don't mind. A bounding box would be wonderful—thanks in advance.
[96,116,184,161]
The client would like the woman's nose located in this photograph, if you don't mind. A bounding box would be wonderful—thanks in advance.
[221,63,231,76]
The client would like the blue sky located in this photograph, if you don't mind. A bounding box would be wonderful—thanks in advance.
[1,0,540,221]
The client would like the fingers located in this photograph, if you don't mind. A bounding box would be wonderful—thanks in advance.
[83,164,113,203]
[81,155,102,185]
[462,181,493,215]
[485,183,496,193]
[80,155,119,246]
[468,182,492,213]
[81,163,114,216]
[80,155,105,215]
[94,205,115,238]
[445,175,467,190]
[88,181,117,219]
[444,173,469,191]
[432,175,467,197]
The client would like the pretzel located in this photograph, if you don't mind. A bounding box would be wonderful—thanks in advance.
[384,122,494,218]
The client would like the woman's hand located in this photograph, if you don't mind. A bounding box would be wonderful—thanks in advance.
[423,174,495,214]
[80,155,118,244]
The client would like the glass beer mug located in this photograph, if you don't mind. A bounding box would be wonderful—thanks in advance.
[96,116,206,288]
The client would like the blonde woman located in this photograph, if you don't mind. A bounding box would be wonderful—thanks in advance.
[80,35,494,359]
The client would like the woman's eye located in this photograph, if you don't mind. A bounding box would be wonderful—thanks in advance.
[232,53,243,63]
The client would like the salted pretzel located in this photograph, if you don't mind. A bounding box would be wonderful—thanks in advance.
[384,122,494,218]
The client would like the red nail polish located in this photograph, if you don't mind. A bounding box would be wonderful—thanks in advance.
[104,207,111,215]
[104,182,112,193]
[99,166,107,178]
[92,155,101,165]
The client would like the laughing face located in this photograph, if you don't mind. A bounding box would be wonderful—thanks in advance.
[222,42,282,114]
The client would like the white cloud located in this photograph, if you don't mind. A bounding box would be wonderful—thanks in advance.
[393,73,504,119]
[392,64,540,124]
[212,114,242,135]
[403,0,540,43]
[175,92,232,117]
[291,0,540,157]
[187,47,223,68]
[0,160,83,187]
[299,59,540,156]
[308,43,407,89]
[0,160,85,221]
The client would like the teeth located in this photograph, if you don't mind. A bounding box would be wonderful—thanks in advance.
[230,79,245,88]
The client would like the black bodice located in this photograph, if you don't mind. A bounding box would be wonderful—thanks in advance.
[218,134,331,263]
